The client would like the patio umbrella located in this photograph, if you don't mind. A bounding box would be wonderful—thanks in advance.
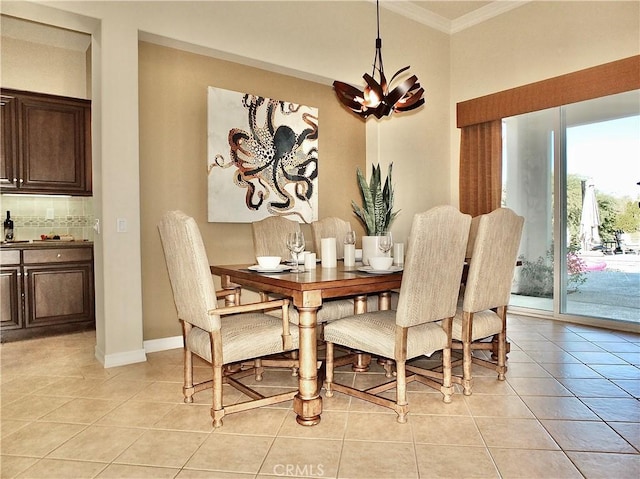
[579,179,601,252]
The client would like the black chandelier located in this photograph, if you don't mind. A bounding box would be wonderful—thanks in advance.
[333,0,425,119]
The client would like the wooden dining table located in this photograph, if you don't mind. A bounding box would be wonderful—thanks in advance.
[210,262,403,426]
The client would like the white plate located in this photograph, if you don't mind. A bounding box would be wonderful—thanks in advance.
[358,265,403,274]
[248,264,293,273]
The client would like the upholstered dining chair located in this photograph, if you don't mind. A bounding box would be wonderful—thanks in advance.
[251,215,355,327]
[311,216,352,259]
[451,207,524,396]
[158,210,299,427]
[323,205,471,422]
[312,216,399,315]
[252,215,300,260]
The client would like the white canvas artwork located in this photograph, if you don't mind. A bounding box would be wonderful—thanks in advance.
[207,87,319,223]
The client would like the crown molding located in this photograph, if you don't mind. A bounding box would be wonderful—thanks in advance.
[451,1,531,34]
[380,1,531,35]
[381,1,451,34]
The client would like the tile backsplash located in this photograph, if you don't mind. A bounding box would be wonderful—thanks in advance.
[0,195,94,241]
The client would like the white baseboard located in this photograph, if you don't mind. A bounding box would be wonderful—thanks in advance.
[144,335,183,353]
[95,345,147,368]
[93,336,182,368]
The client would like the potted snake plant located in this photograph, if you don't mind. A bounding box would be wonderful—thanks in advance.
[352,163,399,265]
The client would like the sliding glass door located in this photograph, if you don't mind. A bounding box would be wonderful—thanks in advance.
[503,90,640,327]
[503,108,557,312]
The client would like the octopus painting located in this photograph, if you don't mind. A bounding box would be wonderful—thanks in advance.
[208,87,319,223]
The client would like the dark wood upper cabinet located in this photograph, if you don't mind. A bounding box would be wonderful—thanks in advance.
[1,94,18,190]
[0,89,91,195]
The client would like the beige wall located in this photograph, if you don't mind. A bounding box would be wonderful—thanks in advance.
[367,14,451,243]
[139,41,365,339]
[449,1,640,205]
[0,34,88,98]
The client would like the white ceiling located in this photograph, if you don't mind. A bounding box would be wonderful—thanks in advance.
[0,1,529,51]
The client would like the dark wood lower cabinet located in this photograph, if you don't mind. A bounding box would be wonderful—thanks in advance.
[0,263,23,331]
[0,244,95,342]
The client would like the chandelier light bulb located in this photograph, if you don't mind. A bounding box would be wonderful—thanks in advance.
[364,86,381,108]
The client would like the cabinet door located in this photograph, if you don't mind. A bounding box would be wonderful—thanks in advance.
[18,96,91,194]
[24,262,94,328]
[0,265,23,330]
[0,95,18,190]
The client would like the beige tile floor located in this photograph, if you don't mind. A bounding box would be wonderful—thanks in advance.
[1,314,638,478]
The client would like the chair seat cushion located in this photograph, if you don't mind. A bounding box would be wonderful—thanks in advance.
[323,310,448,360]
[451,308,502,341]
[187,313,299,365]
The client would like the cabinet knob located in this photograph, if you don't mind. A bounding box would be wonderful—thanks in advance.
[57,253,62,258]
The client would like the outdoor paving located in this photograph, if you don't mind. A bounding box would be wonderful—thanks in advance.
[568,253,640,323]
[511,252,639,325]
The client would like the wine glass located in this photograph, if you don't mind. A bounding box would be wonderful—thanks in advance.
[286,231,305,272]
[378,231,393,256]
[344,230,356,246]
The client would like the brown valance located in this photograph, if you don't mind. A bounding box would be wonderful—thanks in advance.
[458,55,640,216]
[457,55,640,128]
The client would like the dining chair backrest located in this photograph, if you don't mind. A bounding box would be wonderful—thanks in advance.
[158,210,220,332]
[396,205,471,328]
[463,207,524,313]
[252,216,300,259]
[311,217,352,259]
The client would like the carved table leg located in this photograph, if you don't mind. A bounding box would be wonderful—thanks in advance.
[293,294,322,426]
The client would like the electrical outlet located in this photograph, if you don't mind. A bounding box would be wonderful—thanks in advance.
[117,218,127,233]
[46,208,54,220]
